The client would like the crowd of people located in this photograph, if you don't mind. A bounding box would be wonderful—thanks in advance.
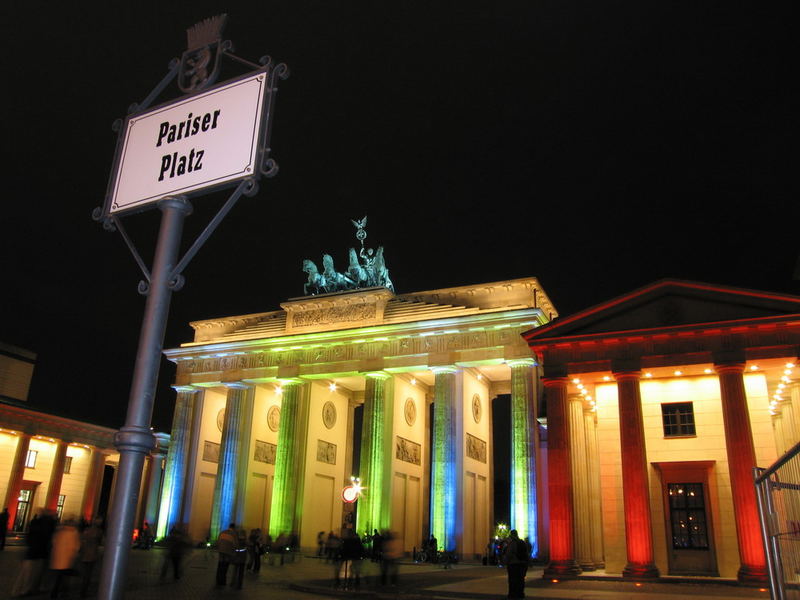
[3,509,532,598]
[8,510,104,598]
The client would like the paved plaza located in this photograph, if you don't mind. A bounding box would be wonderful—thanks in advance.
[0,545,772,600]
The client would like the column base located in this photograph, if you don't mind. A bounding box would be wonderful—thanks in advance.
[737,564,768,585]
[623,563,659,578]
[543,560,582,579]
[578,560,596,572]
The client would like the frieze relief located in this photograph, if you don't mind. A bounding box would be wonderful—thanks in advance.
[179,324,531,374]
[292,304,377,328]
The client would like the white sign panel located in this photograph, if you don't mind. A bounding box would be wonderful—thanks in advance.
[109,71,267,214]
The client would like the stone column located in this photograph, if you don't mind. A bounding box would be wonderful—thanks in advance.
[790,382,800,447]
[80,448,107,523]
[156,386,197,539]
[542,376,580,577]
[568,394,593,570]
[714,361,767,583]
[4,432,32,530]
[211,383,249,539]
[783,384,798,449]
[269,381,308,538]
[142,444,166,531]
[45,440,69,513]
[356,372,392,535]
[613,369,658,578]
[508,358,539,556]
[772,412,786,456]
[430,366,458,552]
[584,405,605,569]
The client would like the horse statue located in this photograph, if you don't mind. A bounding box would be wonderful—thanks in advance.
[322,254,352,292]
[302,259,326,295]
[347,248,369,287]
[373,246,394,292]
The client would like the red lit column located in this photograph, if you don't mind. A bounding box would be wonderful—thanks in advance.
[543,376,581,577]
[715,362,767,583]
[3,432,32,531]
[81,448,107,522]
[45,439,69,513]
[614,371,658,578]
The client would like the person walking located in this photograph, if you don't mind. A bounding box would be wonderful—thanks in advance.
[380,530,402,586]
[161,525,191,580]
[79,518,103,597]
[502,529,529,599]
[0,507,9,550]
[50,519,80,598]
[216,523,238,587]
[247,528,263,573]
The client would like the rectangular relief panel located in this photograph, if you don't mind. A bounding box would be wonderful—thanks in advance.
[254,440,277,465]
[466,433,487,463]
[396,436,422,465]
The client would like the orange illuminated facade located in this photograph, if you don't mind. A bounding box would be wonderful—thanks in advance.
[524,280,800,582]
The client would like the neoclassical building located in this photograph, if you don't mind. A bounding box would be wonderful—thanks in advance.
[157,278,556,556]
[1,343,169,536]
[0,401,170,536]
[524,280,799,582]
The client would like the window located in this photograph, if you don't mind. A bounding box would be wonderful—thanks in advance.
[56,495,66,520]
[63,456,72,474]
[668,483,709,549]
[25,449,37,468]
[661,402,696,437]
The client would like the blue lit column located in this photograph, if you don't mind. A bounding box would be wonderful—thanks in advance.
[210,383,249,539]
[508,358,539,556]
[356,372,392,535]
[157,386,197,539]
[142,434,168,534]
[430,366,458,552]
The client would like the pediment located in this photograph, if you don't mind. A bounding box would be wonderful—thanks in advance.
[526,279,800,341]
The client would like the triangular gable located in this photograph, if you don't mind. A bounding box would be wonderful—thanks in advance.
[525,279,800,341]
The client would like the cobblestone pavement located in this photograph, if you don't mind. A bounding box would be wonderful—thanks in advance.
[0,545,773,600]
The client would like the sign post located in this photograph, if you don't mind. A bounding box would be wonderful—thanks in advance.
[93,16,287,600]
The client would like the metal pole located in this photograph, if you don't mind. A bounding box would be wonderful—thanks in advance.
[97,197,192,600]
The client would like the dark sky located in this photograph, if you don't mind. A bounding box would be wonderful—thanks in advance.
[2,2,797,432]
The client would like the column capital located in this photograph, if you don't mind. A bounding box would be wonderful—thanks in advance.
[542,376,569,388]
[364,371,392,380]
[277,378,304,387]
[172,385,198,394]
[430,365,459,375]
[613,370,642,383]
[223,381,251,390]
[507,358,538,368]
[714,362,746,375]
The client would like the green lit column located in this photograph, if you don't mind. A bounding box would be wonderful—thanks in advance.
[156,386,197,539]
[210,383,249,539]
[508,358,539,556]
[269,381,308,538]
[356,372,393,535]
[430,366,458,552]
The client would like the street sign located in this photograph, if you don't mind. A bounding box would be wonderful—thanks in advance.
[107,70,269,215]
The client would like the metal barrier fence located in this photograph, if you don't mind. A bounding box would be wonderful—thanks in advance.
[756,440,800,600]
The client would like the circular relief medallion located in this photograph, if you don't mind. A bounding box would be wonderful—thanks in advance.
[322,401,337,429]
[267,405,281,432]
[404,398,417,426]
[216,409,225,432]
[472,393,482,424]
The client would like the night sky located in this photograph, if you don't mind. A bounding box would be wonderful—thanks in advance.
[2,2,797,433]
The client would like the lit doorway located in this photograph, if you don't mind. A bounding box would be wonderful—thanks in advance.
[13,482,40,532]
[655,462,718,576]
